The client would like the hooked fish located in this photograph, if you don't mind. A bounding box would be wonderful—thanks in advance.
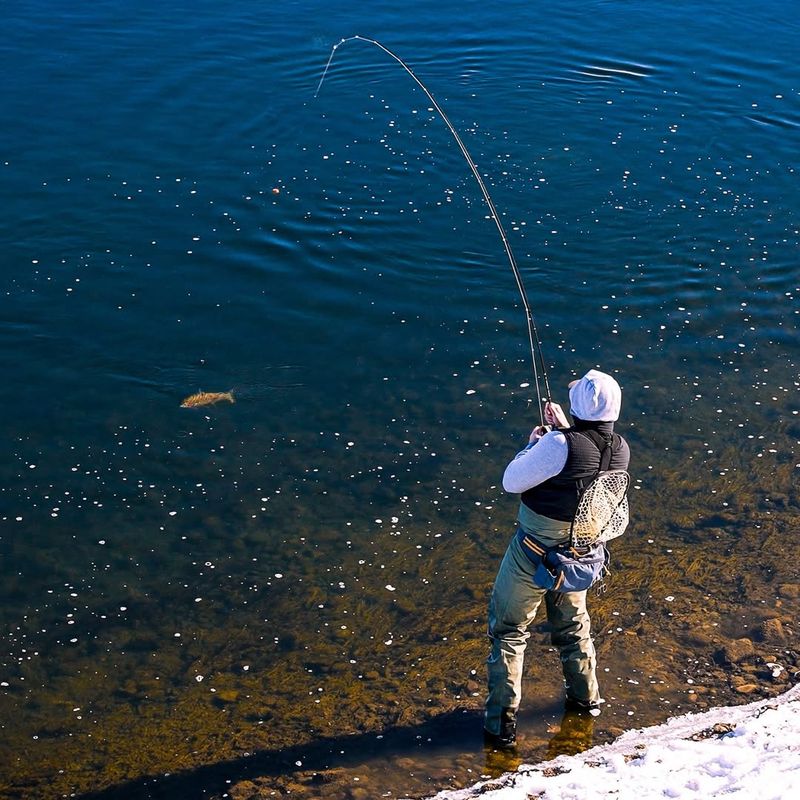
[180,390,235,408]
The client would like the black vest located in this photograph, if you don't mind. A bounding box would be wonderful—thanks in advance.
[521,423,630,522]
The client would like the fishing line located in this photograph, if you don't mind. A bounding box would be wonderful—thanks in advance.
[316,35,552,422]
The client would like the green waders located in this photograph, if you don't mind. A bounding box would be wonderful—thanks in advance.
[484,531,601,735]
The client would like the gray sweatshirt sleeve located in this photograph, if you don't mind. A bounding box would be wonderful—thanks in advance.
[502,431,569,494]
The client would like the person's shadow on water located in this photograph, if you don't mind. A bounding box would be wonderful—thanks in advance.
[73,705,594,800]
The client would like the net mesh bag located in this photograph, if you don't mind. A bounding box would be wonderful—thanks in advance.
[570,469,630,549]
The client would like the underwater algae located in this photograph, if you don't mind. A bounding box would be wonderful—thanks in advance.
[2,437,798,800]
[1,373,798,800]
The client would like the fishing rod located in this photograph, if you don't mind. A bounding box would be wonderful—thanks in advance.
[316,35,552,424]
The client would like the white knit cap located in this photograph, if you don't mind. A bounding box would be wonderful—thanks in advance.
[569,369,622,422]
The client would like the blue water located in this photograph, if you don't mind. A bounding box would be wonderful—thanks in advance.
[2,1,800,798]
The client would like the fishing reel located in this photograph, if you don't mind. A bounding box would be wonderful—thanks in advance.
[531,424,551,443]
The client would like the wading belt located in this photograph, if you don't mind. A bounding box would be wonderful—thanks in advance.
[515,527,592,564]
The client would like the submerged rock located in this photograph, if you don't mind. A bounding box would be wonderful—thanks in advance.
[757,618,787,645]
[716,638,755,665]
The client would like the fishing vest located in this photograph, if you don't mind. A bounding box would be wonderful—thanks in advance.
[521,426,630,522]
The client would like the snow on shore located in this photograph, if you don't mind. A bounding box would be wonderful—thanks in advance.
[431,683,800,800]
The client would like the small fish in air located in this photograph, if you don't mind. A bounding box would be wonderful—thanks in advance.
[180,390,235,408]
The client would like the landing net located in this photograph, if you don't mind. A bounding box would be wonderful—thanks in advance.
[570,470,630,549]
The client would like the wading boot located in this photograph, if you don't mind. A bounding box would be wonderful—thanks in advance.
[483,707,517,748]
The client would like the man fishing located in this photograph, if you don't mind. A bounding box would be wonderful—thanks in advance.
[317,41,631,748]
[484,369,630,748]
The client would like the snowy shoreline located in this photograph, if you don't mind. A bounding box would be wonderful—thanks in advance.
[430,683,800,799]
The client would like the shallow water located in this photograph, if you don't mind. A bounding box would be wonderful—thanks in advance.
[1,1,799,798]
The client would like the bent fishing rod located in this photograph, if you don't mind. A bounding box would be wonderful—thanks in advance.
[316,35,552,424]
